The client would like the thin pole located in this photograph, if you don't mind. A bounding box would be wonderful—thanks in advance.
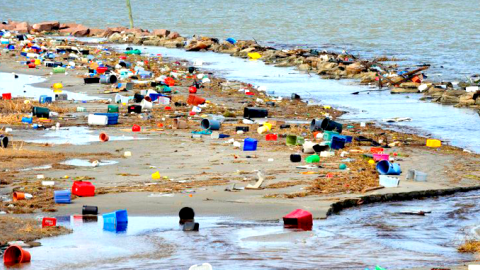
[126,0,134,28]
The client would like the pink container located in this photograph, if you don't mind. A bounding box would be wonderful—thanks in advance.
[373,154,389,161]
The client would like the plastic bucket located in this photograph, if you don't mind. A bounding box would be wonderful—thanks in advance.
[3,245,31,264]
[99,132,109,142]
[94,113,119,125]
[13,192,26,201]
[53,67,65,73]
[243,107,268,119]
[0,136,8,148]
[201,119,221,130]
[243,138,258,151]
[376,160,402,175]
[306,154,320,163]
[373,153,389,161]
[107,105,119,113]
[100,74,118,84]
[323,130,339,141]
[187,95,206,106]
[331,136,346,150]
[2,93,12,100]
[302,141,316,154]
[286,135,297,146]
[84,77,100,84]
[265,134,278,141]
[88,114,108,126]
[290,154,302,162]
[82,205,98,215]
[54,190,71,204]
[128,105,142,114]
[32,107,50,118]
[321,118,343,133]
[173,119,187,129]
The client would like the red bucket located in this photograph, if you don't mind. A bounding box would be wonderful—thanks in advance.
[3,245,31,264]
[2,93,12,100]
[265,134,278,141]
[42,217,57,228]
[187,95,206,106]
[283,209,313,230]
[96,67,108,74]
[72,181,95,197]
[132,124,141,132]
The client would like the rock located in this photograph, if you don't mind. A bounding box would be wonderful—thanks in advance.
[32,21,60,32]
[391,87,419,94]
[298,64,311,71]
[108,33,123,43]
[345,62,365,75]
[59,23,80,29]
[152,29,170,37]
[164,39,184,48]
[71,26,90,37]
[101,27,128,37]
[89,28,105,36]
[186,40,212,51]
[427,87,445,98]
[400,82,421,89]
[14,22,32,33]
[167,32,180,39]
[124,28,148,35]
[458,92,476,106]
[143,37,162,46]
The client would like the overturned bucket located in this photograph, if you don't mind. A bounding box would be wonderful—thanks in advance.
[201,119,221,130]
[321,118,343,133]
[3,245,31,264]
[376,160,402,175]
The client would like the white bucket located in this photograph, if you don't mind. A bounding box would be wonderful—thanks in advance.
[302,141,316,154]
[157,97,170,105]
[141,99,153,110]
[88,114,108,126]
[466,86,479,93]
[379,175,400,187]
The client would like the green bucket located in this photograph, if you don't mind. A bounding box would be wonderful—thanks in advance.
[306,154,320,163]
[108,105,119,113]
[77,107,87,112]
[323,130,339,141]
[53,67,65,73]
[125,49,141,55]
[286,135,297,146]
[32,107,50,118]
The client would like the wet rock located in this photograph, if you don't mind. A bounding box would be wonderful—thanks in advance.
[400,82,421,89]
[89,28,105,36]
[102,27,127,37]
[458,92,476,106]
[440,90,464,104]
[143,37,162,46]
[109,33,123,43]
[391,87,419,94]
[125,28,149,36]
[164,38,184,48]
[427,87,445,98]
[33,21,60,32]
[298,63,311,71]
[152,29,170,37]
[59,23,80,30]
[345,62,365,75]
[167,31,180,39]
[71,26,90,37]
[185,40,212,51]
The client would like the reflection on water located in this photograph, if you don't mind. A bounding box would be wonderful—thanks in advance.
[23,127,146,145]
[21,190,480,269]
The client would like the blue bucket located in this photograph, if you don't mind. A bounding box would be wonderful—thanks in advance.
[333,134,353,143]
[21,117,32,124]
[226,38,237,44]
[54,190,71,204]
[330,136,346,150]
[201,119,221,130]
[376,160,402,175]
[94,113,119,125]
[103,209,128,231]
[39,95,53,104]
[149,93,161,102]
[243,138,258,151]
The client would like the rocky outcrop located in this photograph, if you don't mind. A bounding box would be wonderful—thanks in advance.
[32,21,60,32]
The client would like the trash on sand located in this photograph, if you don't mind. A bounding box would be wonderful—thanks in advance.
[189,263,213,270]
[72,181,95,197]
[3,245,31,265]
[103,209,128,232]
[376,160,402,175]
[246,171,265,189]
[283,209,313,230]
[379,175,400,187]
[42,217,57,227]
[426,139,441,148]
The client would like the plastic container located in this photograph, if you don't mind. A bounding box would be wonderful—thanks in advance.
[100,74,118,84]
[53,67,65,73]
[243,138,258,151]
[373,153,389,161]
[414,171,428,182]
[13,192,26,201]
[265,134,278,141]
[376,160,402,175]
[82,205,98,215]
[187,95,206,106]
[21,117,32,124]
[32,107,50,118]
[1,136,8,148]
[283,209,313,230]
[306,154,320,163]
[296,136,305,146]
[330,136,346,150]
[54,190,71,204]
[39,95,52,104]
[42,217,57,227]
[310,119,323,132]
[140,99,153,110]
[96,66,108,74]
[226,38,237,44]
[302,141,316,154]
[323,130,339,141]
[286,135,297,146]
[55,93,68,101]
[370,147,384,154]
[3,245,31,264]
[201,119,221,130]
[149,93,161,102]
[132,124,141,132]
[426,139,441,148]
[2,93,12,100]
[379,175,400,187]
[128,105,142,114]
[84,77,100,84]
[72,181,95,197]
[94,113,119,125]
[332,134,353,143]
[243,107,268,119]
[107,105,119,113]
[88,114,108,126]
[189,86,197,94]
[103,209,128,231]
[236,126,249,132]
[321,118,343,133]
[290,154,302,162]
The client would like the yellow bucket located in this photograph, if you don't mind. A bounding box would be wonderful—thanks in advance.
[248,52,261,60]
[263,122,272,130]
[426,139,441,148]
[34,59,41,65]
[53,83,63,89]
[151,171,161,180]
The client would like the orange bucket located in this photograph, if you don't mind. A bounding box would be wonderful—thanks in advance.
[187,95,206,106]
[13,192,25,202]
[411,75,421,83]
[99,133,109,142]
[3,245,31,264]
